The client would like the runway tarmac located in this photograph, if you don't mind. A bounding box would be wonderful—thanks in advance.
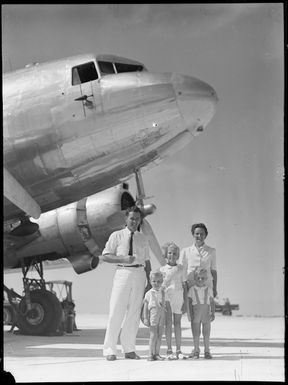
[3,314,284,382]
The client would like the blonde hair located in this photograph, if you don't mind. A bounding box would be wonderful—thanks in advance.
[162,241,180,259]
[194,267,208,279]
[149,270,163,281]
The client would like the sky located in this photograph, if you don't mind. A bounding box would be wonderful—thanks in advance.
[2,4,284,316]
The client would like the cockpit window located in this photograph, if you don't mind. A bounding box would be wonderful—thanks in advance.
[72,61,98,85]
[115,63,144,73]
[98,61,115,75]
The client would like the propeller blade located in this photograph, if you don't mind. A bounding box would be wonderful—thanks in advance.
[141,218,166,266]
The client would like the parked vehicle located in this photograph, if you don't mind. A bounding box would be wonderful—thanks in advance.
[215,298,239,315]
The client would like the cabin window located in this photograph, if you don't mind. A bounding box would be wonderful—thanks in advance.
[98,61,115,75]
[115,62,144,73]
[72,61,98,85]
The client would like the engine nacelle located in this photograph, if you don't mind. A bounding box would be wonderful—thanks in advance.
[6,184,135,274]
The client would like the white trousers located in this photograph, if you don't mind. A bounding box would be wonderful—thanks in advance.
[103,267,146,356]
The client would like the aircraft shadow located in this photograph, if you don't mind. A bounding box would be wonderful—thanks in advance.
[3,326,284,361]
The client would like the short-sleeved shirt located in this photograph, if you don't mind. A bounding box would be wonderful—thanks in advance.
[102,226,150,265]
[160,264,186,291]
[189,285,213,305]
[179,243,216,288]
[144,288,165,310]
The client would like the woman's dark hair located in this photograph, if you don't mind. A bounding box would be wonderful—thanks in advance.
[191,223,208,236]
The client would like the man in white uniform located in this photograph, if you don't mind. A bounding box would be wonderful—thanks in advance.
[101,206,151,361]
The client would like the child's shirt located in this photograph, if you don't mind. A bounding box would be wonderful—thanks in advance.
[144,288,165,310]
[188,285,213,305]
[160,264,185,292]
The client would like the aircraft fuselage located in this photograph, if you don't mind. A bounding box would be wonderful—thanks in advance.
[4,53,218,220]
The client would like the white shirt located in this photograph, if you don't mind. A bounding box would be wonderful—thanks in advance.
[102,226,150,265]
[144,288,165,310]
[189,285,213,305]
[179,243,216,287]
[160,264,185,291]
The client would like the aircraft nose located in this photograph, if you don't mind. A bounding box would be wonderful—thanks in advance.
[171,74,218,134]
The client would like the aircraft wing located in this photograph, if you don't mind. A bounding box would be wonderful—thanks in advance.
[4,167,41,219]
[4,258,71,274]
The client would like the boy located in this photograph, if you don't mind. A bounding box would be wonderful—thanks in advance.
[188,267,215,359]
[143,271,166,361]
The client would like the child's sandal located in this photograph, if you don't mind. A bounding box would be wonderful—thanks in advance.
[176,350,187,360]
[166,349,175,360]
[204,352,213,359]
[154,354,165,361]
[188,351,199,359]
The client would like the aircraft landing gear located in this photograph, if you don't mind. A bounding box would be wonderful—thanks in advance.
[4,259,63,335]
[17,289,63,335]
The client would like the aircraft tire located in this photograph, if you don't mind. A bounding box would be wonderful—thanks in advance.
[17,290,63,335]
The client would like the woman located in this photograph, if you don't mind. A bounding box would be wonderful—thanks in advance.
[179,223,217,298]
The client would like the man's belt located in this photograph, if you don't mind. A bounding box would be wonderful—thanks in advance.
[117,264,144,268]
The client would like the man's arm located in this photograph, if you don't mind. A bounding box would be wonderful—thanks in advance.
[101,231,135,264]
[101,254,135,264]
[211,269,217,298]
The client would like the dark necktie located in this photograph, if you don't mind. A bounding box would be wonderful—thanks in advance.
[128,232,134,256]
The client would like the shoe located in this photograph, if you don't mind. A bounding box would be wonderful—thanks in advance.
[188,351,199,359]
[167,352,175,360]
[176,350,187,360]
[154,354,165,361]
[147,355,155,361]
[166,349,174,360]
[204,352,213,359]
[106,354,117,361]
[125,352,141,359]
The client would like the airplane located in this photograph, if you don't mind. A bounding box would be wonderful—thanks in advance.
[214,298,240,316]
[3,52,218,335]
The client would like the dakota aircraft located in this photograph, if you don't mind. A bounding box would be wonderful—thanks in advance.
[3,53,218,335]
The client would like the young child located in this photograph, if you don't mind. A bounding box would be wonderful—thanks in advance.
[143,270,166,361]
[160,242,187,360]
[187,267,215,359]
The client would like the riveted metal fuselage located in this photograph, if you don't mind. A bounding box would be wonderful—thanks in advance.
[3,54,218,221]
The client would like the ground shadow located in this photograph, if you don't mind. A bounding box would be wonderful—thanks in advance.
[4,326,284,361]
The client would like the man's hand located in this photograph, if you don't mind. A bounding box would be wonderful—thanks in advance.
[210,313,215,322]
[122,255,136,264]
[213,288,218,298]
[143,318,150,327]
[187,279,193,289]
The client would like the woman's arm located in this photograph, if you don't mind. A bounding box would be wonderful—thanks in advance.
[181,281,188,314]
[210,296,215,321]
[211,269,217,298]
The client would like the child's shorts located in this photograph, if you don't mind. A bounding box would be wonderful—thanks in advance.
[149,306,165,326]
[191,304,210,324]
[166,289,184,315]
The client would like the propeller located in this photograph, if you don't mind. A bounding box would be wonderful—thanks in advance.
[134,168,166,266]
[141,218,165,266]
